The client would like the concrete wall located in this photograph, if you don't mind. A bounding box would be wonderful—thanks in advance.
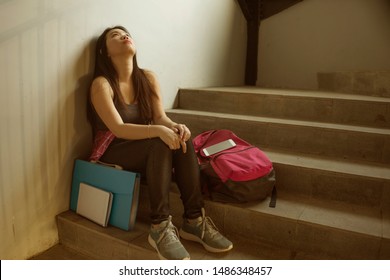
[0,0,246,259]
[257,0,390,89]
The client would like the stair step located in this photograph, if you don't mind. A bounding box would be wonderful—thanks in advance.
[57,211,157,260]
[264,149,390,208]
[141,189,390,259]
[57,210,294,260]
[167,109,390,208]
[266,149,390,181]
[167,109,390,165]
[317,71,390,98]
[57,186,390,259]
[177,87,390,128]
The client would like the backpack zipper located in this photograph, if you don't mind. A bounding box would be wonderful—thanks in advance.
[212,146,256,160]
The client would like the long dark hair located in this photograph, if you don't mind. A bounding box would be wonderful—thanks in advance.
[88,25,156,134]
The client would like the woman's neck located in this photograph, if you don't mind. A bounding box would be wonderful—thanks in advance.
[112,55,134,82]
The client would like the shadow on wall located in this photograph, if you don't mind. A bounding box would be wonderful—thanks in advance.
[71,37,98,161]
[56,37,97,215]
[72,75,93,160]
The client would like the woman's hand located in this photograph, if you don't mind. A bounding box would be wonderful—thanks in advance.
[171,124,191,142]
[156,125,187,153]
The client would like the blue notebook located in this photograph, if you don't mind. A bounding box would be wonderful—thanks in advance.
[70,159,140,231]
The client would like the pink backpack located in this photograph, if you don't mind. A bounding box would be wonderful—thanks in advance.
[193,129,276,206]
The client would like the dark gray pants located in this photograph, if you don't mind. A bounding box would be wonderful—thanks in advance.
[100,138,204,224]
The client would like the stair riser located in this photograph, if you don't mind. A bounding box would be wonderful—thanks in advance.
[224,205,383,260]
[179,89,390,128]
[294,221,382,259]
[167,112,390,165]
[57,214,156,260]
[136,164,387,212]
[318,71,390,98]
[273,163,386,208]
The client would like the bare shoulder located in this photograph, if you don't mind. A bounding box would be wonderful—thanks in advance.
[143,69,159,84]
[91,76,113,99]
[91,76,111,91]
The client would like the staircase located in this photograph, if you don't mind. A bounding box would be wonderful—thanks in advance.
[164,81,390,259]
[56,75,390,259]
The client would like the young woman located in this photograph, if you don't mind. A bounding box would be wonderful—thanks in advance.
[87,26,233,260]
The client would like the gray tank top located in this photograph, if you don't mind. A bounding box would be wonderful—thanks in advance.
[93,102,144,131]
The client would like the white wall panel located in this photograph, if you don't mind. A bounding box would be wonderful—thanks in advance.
[258,0,390,89]
[0,0,246,259]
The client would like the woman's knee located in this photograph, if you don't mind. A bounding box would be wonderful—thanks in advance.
[146,138,173,181]
[149,138,171,157]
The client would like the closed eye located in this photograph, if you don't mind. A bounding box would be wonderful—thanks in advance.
[110,31,130,37]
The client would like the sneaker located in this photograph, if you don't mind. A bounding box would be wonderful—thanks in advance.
[179,208,233,253]
[148,216,190,260]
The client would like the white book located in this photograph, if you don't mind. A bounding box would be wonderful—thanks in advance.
[76,182,113,227]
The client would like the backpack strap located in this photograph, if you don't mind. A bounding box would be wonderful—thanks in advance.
[193,130,217,154]
[268,185,277,208]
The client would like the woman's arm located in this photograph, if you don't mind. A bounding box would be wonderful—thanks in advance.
[90,76,182,150]
[146,71,191,142]
[90,76,148,139]
[146,70,176,127]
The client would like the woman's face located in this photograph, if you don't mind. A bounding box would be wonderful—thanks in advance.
[105,28,136,58]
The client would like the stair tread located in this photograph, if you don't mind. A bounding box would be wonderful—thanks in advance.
[240,192,384,238]
[263,149,390,180]
[182,86,390,102]
[167,109,390,135]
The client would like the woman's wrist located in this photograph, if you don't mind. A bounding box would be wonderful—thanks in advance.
[147,124,151,139]
[148,124,164,139]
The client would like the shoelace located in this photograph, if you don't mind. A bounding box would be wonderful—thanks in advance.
[201,216,220,240]
[157,219,180,246]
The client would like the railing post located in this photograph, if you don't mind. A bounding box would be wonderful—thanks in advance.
[238,0,261,86]
[238,0,303,85]
[245,19,260,85]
